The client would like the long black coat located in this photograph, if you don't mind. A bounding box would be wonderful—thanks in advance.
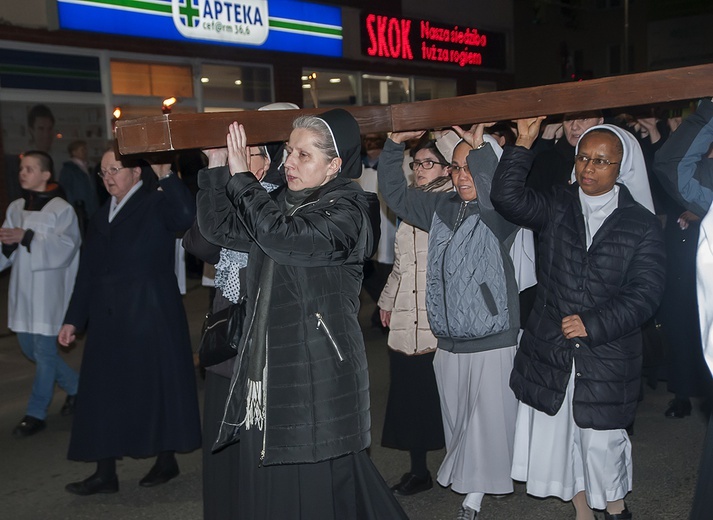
[66,176,201,461]
[492,146,666,430]
[197,168,374,465]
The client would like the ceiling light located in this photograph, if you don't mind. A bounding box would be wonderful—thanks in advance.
[234,80,242,85]
[329,78,341,84]
[200,77,209,83]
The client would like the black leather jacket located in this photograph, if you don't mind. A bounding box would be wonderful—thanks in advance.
[196,167,375,464]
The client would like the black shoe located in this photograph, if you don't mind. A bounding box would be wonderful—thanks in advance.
[61,395,77,416]
[604,504,632,520]
[391,471,433,496]
[12,416,46,438]
[65,474,119,495]
[139,461,180,487]
[665,398,692,418]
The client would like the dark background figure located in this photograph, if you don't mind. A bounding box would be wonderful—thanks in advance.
[487,121,518,148]
[526,110,603,192]
[59,140,99,238]
[184,137,281,520]
[175,149,208,279]
[653,96,713,520]
[658,203,712,418]
[58,145,201,496]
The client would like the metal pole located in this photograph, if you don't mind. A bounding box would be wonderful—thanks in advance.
[624,0,629,73]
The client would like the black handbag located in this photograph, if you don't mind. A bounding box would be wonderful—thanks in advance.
[198,297,247,368]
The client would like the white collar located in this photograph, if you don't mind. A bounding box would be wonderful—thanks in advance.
[109,180,143,222]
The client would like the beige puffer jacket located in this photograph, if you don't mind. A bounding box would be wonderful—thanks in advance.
[377,176,453,355]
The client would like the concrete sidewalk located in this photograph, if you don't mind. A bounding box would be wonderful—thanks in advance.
[0,271,706,519]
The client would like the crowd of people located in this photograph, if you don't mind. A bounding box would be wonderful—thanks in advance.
[1,96,712,520]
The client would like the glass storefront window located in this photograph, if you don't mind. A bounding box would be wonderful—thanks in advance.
[413,77,457,101]
[301,70,358,109]
[201,63,272,109]
[361,74,409,105]
[110,60,193,98]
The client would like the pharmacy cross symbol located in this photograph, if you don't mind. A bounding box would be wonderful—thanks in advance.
[177,0,201,27]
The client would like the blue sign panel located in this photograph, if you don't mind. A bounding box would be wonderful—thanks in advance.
[57,0,343,57]
[0,49,102,92]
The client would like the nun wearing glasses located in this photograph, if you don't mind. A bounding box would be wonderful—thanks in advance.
[491,119,665,520]
[378,124,522,520]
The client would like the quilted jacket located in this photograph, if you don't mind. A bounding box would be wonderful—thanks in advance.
[491,145,666,430]
[377,177,453,355]
[378,139,520,354]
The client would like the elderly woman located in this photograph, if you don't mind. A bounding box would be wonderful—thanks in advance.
[377,137,453,496]
[59,147,201,495]
[491,118,666,520]
[196,109,408,519]
[378,125,522,520]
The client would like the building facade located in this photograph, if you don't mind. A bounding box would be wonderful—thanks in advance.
[0,0,515,208]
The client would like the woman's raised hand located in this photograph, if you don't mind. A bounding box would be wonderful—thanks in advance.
[203,148,228,168]
[514,117,547,149]
[226,122,250,176]
[453,123,495,149]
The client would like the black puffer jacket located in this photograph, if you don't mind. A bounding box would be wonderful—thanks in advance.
[196,167,375,465]
[491,146,666,430]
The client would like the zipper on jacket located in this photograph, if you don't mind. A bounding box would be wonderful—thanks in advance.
[204,316,228,332]
[259,426,266,467]
[315,313,345,362]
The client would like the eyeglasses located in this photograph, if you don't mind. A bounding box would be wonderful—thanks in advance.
[450,163,470,174]
[574,155,619,169]
[409,160,448,171]
[98,166,128,178]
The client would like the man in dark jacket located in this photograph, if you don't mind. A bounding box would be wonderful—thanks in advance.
[492,117,665,520]
[653,98,713,520]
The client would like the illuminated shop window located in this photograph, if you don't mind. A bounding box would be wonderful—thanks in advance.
[413,77,456,102]
[361,74,409,105]
[301,70,358,108]
[201,64,272,109]
[110,60,193,98]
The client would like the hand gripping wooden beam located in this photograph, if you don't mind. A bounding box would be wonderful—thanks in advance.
[115,63,713,155]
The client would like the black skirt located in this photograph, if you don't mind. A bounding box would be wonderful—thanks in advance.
[239,425,408,520]
[381,349,445,451]
[203,371,241,520]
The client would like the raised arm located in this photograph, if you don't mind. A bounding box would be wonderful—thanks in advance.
[377,136,444,231]
[225,174,366,267]
[654,98,713,217]
[491,117,553,231]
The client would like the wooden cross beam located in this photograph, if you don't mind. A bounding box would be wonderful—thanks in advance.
[116,63,713,155]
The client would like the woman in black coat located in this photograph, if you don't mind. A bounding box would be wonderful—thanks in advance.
[196,109,407,519]
[59,147,201,495]
[491,118,666,520]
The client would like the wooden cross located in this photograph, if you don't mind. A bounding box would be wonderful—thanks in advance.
[116,63,713,155]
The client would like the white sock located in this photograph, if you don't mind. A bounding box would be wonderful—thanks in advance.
[463,492,484,512]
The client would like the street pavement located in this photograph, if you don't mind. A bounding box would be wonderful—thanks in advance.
[0,271,706,519]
